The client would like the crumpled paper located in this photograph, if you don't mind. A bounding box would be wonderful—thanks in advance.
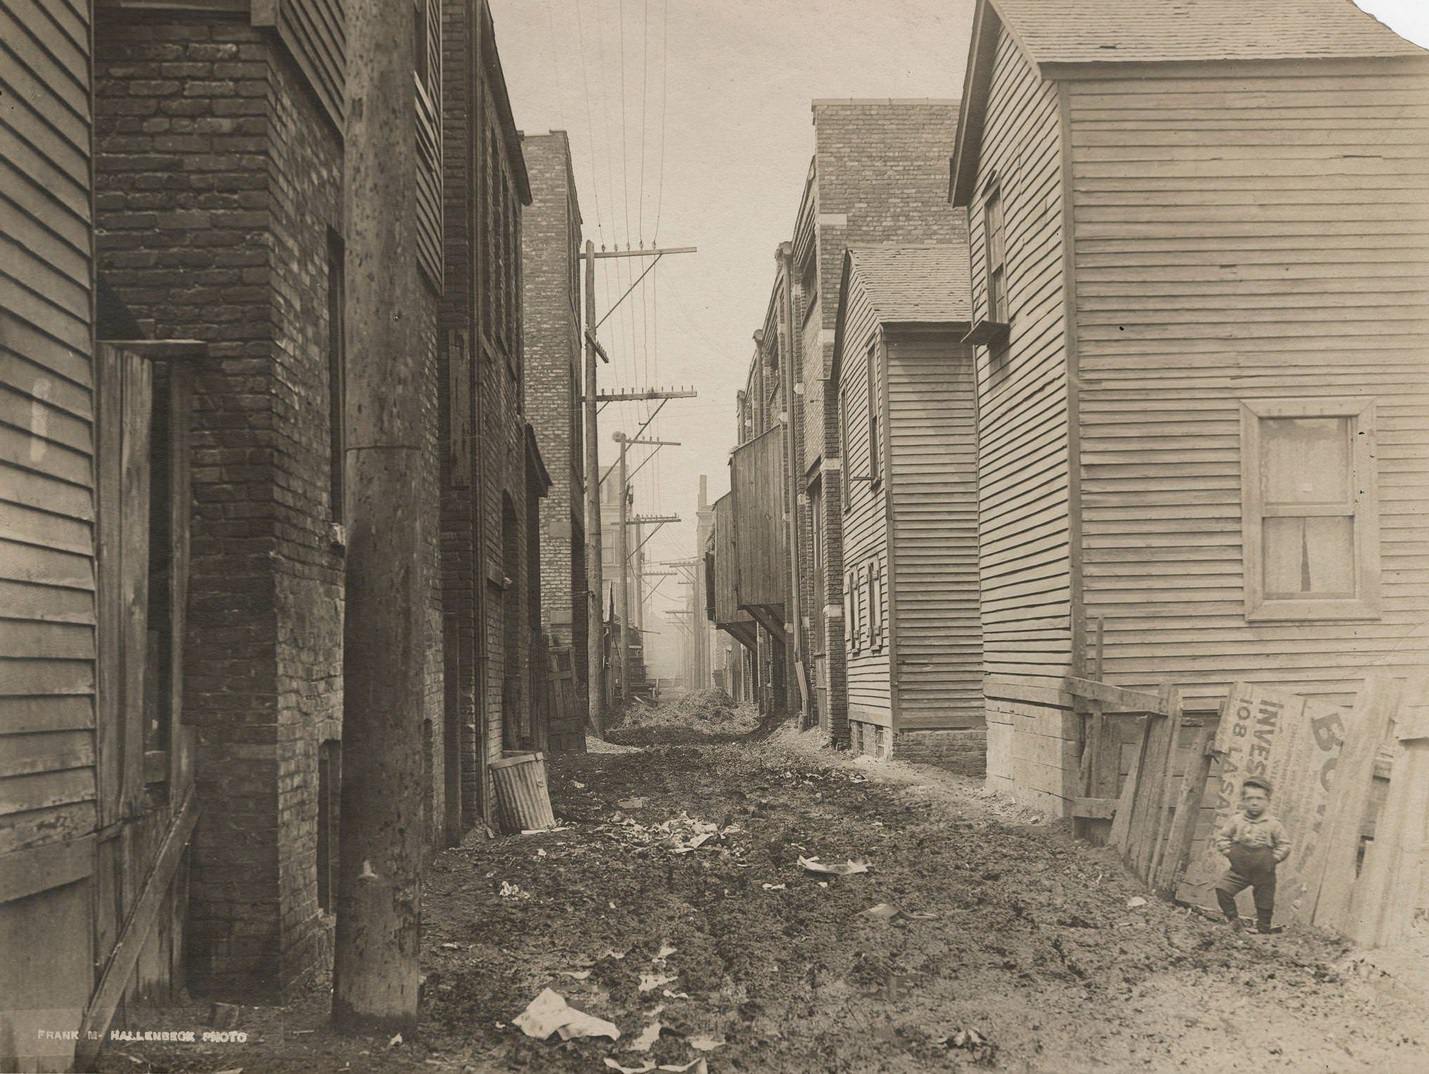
[512,988,620,1041]
[798,856,871,876]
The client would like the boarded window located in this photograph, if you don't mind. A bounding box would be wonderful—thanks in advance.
[1241,399,1380,621]
[983,185,1007,323]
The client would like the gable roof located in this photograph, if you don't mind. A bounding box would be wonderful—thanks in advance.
[995,0,1425,66]
[830,243,971,394]
[849,244,973,325]
[950,0,1427,205]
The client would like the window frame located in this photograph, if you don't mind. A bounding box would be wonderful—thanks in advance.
[1240,397,1381,622]
[983,182,1007,324]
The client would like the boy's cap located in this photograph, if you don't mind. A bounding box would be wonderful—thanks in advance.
[1242,776,1273,795]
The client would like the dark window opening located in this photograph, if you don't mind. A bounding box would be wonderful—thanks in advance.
[327,229,346,523]
[317,740,341,914]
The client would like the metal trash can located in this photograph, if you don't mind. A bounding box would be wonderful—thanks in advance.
[491,751,557,833]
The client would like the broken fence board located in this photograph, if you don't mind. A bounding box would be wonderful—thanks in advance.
[1064,677,1171,716]
[1310,675,1400,932]
[1108,715,1149,854]
[1154,720,1216,899]
[1144,685,1185,885]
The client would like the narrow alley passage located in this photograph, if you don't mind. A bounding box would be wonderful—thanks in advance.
[101,696,1422,1074]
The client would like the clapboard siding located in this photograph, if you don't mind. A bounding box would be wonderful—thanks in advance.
[970,26,1072,691]
[0,0,98,857]
[710,491,755,644]
[1069,65,1429,713]
[274,0,346,129]
[838,275,891,726]
[887,332,982,730]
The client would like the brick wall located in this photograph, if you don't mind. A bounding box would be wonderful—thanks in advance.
[95,12,445,1000]
[520,131,588,738]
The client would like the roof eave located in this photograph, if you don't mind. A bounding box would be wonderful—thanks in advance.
[949,0,1006,207]
[483,1,533,204]
[1038,51,1429,81]
[827,251,856,397]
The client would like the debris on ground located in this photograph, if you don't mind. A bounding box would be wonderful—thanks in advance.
[605,688,760,746]
[100,699,1429,1074]
[860,902,899,921]
[512,988,620,1042]
[798,855,871,876]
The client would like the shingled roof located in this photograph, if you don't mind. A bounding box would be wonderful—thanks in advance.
[992,0,1425,66]
[951,0,1427,205]
[830,243,972,393]
[847,244,973,325]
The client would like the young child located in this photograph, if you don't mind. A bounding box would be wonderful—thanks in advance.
[1214,775,1291,933]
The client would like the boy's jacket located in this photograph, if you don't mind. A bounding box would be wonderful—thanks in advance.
[1214,812,1292,863]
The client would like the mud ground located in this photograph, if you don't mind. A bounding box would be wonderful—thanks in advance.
[99,696,1426,1074]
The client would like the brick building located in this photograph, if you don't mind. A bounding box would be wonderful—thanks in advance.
[440,0,539,821]
[91,0,449,1002]
[520,131,588,738]
[718,100,963,753]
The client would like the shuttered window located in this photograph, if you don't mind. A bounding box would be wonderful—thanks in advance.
[870,558,884,651]
[843,569,855,654]
[839,385,851,510]
[1241,399,1380,621]
[983,185,1007,323]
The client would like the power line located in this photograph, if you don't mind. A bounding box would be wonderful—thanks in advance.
[653,0,670,242]
[573,0,605,246]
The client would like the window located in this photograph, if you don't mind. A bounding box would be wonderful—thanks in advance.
[866,343,880,489]
[983,185,1007,323]
[327,229,345,523]
[843,569,855,653]
[839,385,851,510]
[1241,398,1380,621]
[870,558,884,650]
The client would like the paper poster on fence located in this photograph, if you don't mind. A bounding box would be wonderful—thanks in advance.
[1177,682,1349,925]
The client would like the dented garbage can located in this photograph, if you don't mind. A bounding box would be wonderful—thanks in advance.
[491,751,557,833]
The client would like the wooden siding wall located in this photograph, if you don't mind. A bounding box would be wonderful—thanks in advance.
[730,425,787,616]
[711,493,755,645]
[887,331,983,730]
[838,276,892,727]
[414,0,442,288]
[272,0,345,129]
[970,26,1073,695]
[1068,61,1429,712]
[0,0,98,857]
[0,1,97,1065]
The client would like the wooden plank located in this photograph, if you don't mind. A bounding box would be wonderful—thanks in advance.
[0,833,93,902]
[1145,685,1185,883]
[95,346,123,826]
[1127,704,1173,880]
[1154,719,1216,898]
[1073,796,1118,820]
[1108,715,1149,852]
[120,351,152,818]
[1064,675,1171,714]
[167,366,192,794]
[74,788,197,1070]
[1311,675,1401,930]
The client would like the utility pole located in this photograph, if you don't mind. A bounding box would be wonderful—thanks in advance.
[614,432,630,704]
[334,0,422,1033]
[583,239,605,735]
[581,245,696,728]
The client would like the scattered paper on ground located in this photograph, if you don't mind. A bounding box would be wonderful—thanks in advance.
[860,902,899,921]
[638,972,677,993]
[799,856,870,876]
[512,988,619,1042]
[627,1020,663,1052]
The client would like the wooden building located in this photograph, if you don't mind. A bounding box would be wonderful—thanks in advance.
[708,492,757,700]
[829,245,982,770]
[729,425,791,714]
[949,0,1429,813]
[2,2,204,1067]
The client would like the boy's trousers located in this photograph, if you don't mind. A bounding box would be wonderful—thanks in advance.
[1215,845,1277,929]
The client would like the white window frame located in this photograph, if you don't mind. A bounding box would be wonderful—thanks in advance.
[1241,397,1381,622]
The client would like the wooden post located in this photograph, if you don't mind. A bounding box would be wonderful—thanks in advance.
[332,0,424,1033]
[583,240,605,734]
[615,433,630,704]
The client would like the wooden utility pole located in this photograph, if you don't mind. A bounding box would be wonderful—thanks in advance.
[614,432,630,703]
[333,0,422,1033]
[583,239,605,734]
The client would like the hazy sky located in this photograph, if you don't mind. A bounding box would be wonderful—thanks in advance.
[488,0,1427,674]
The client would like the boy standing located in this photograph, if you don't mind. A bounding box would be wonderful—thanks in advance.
[1214,775,1291,933]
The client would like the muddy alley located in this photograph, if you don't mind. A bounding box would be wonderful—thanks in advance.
[98,695,1424,1074]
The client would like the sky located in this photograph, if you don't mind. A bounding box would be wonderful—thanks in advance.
[488,0,1428,677]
